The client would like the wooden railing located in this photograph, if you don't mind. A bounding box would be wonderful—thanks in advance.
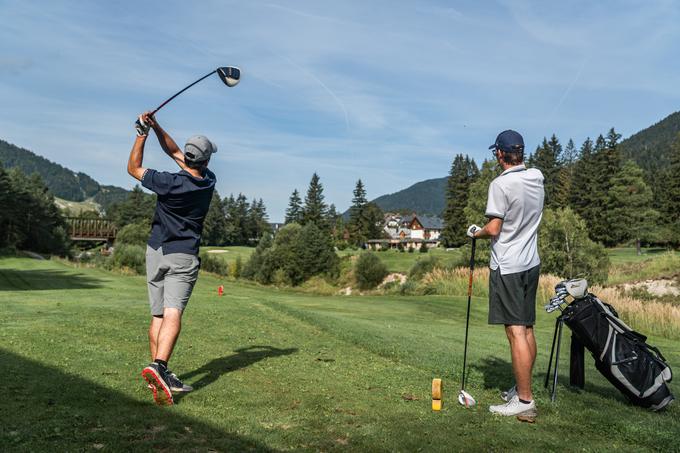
[65,217,117,242]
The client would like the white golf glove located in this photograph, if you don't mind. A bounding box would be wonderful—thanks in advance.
[466,224,480,238]
[135,115,150,136]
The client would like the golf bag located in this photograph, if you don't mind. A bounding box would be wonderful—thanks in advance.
[562,293,674,411]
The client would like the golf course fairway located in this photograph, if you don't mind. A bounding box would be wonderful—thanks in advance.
[1,257,678,451]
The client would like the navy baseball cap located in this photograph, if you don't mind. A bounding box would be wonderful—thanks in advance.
[489,130,525,153]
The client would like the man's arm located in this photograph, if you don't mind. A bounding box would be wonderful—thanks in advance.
[141,112,190,172]
[127,135,147,181]
[473,217,503,238]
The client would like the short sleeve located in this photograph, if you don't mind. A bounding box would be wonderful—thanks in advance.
[485,179,507,219]
[141,169,175,195]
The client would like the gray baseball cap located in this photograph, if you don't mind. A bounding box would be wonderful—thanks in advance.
[184,135,217,163]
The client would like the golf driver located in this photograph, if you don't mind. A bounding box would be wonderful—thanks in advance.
[458,238,477,408]
[135,66,241,135]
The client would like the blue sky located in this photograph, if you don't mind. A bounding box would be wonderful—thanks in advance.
[1,1,679,221]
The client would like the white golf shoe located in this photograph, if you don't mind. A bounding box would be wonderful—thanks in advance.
[489,395,537,420]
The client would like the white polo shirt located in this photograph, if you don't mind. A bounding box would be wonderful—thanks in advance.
[485,164,544,275]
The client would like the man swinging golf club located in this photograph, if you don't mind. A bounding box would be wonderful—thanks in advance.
[127,112,217,405]
[467,130,544,420]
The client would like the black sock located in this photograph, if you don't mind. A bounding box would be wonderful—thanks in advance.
[519,398,532,404]
[154,359,168,370]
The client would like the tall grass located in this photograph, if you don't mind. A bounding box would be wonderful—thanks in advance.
[415,268,680,339]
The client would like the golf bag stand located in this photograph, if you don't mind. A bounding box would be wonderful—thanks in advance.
[544,314,586,401]
[544,314,565,402]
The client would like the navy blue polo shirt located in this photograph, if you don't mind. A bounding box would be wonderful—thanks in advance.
[141,168,216,256]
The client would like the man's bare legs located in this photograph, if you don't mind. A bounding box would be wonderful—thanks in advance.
[149,308,182,362]
[505,325,537,401]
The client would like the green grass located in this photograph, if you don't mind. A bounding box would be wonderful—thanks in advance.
[607,250,680,285]
[1,257,679,451]
[340,248,462,273]
[201,246,255,265]
[607,247,676,265]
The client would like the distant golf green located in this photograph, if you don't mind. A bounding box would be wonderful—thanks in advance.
[1,257,677,451]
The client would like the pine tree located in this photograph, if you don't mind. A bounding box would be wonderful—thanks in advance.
[248,198,271,240]
[531,134,563,209]
[442,154,479,247]
[109,185,155,228]
[554,138,578,209]
[570,138,595,220]
[302,173,328,229]
[222,194,237,244]
[570,132,624,245]
[607,161,658,253]
[588,131,622,244]
[202,190,227,246]
[285,189,303,224]
[361,202,384,242]
[348,179,369,245]
[661,134,680,245]
[326,203,344,243]
[223,193,250,245]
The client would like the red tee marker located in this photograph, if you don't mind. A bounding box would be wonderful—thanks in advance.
[218,285,224,296]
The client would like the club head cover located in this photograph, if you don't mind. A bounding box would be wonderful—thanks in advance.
[565,278,588,299]
[458,390,476,408]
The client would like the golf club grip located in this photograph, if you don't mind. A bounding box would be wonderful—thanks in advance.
[150,69,217,116]
[467,238,476,297]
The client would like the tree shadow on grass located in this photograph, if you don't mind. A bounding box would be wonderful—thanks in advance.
[0,269,105,291]
[0,348,275,451]
[471,356,514,391]
[175,346,298,403]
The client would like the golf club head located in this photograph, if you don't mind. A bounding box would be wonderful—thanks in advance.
[217,66,241,87]
[458,390,476,408]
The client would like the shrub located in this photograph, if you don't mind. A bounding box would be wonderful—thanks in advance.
[199,251,229,276]
[231,256,243,279]
[354,252,389,290]
[408,246,414,253]
[111,244,146,274]
[419,242,428,253]
[408,255,441,281]
[540,208,610,284]
[243,223,339,286]
[115,222,149,246]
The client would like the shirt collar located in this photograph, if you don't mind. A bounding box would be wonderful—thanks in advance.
[501,164,526,176]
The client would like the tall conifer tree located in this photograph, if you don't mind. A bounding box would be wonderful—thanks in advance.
[442,154,478,247]
[285,189,303,224]
[302,173,328,229]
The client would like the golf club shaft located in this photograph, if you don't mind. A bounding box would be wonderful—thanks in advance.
[461,238,476,391]
[150,69,217,116]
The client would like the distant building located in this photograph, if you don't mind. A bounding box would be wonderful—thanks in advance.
[367,213,443,250]
[269,222,285,234]
[409,215,443,241]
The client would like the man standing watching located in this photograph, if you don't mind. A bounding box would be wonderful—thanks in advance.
[127,112,217,405]
[467,130,544,419]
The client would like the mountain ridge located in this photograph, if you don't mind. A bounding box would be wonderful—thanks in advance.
[0,139,129,212]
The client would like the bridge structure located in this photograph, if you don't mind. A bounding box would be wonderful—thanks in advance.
[65,217,117,244]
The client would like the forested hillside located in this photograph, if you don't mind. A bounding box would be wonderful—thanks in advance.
[0,139,129,210]
[620,111,680,178]
[369,177,447,215]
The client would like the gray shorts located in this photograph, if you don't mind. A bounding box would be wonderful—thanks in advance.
[488,265,540,326]
[146,245,200,316]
